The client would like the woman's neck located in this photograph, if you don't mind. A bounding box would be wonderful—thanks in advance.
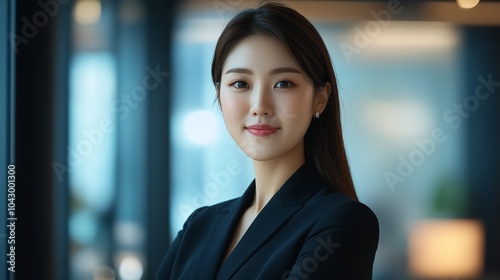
[251,145,305,213]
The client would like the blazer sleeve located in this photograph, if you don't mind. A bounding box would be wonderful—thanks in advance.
[155,207,207,280]
[286,201,379,280]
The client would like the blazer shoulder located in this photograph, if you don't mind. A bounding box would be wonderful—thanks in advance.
[323,198,378,229]
[287,193,379,279]
[304,186,379,235]
[307,193,379,250]
[186,196,239,221]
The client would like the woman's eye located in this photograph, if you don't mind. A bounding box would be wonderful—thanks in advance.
[275,80,294,88]
[231,81,249,89]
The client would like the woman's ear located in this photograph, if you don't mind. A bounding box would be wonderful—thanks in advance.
[315,82,331,113]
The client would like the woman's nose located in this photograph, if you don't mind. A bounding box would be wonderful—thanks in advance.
[250,86,274,117]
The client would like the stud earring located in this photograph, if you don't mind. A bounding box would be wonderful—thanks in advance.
[314,112,320,119]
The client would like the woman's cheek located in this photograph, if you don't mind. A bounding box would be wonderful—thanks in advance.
[221,93,248,122]
[277,94,313,117]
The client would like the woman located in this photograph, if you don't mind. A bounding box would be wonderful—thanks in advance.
[157,2,379,279]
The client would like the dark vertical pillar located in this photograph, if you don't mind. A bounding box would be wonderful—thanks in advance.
[462,27,500,277]
[144,0,180,278]
[14,0,70,279]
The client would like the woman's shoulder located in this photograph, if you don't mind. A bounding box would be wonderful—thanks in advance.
[302,186,379,246]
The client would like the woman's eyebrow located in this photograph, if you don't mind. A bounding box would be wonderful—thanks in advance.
[224,67,302,75]
[269,67,301,75]
[225,68,252,74]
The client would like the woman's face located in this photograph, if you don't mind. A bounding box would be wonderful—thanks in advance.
[220,35,323,162]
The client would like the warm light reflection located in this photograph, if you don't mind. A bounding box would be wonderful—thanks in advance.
[364,21,460,50]
[74,0,102,25]
[457,0,480,9]
[409,219,484,278]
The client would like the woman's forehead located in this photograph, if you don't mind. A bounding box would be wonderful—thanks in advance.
[222,35,302,74]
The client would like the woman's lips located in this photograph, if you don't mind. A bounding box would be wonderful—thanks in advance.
[245,124,280,137]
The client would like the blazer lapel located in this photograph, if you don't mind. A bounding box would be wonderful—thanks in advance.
[193,182,256,280]
[217,163,324,280]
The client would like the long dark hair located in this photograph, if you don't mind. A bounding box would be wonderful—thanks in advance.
[211,1,359,201]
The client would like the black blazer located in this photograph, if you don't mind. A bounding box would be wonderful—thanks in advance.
[156,163,379,279]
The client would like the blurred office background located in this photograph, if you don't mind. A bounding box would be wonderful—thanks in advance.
[1,0,500,279]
